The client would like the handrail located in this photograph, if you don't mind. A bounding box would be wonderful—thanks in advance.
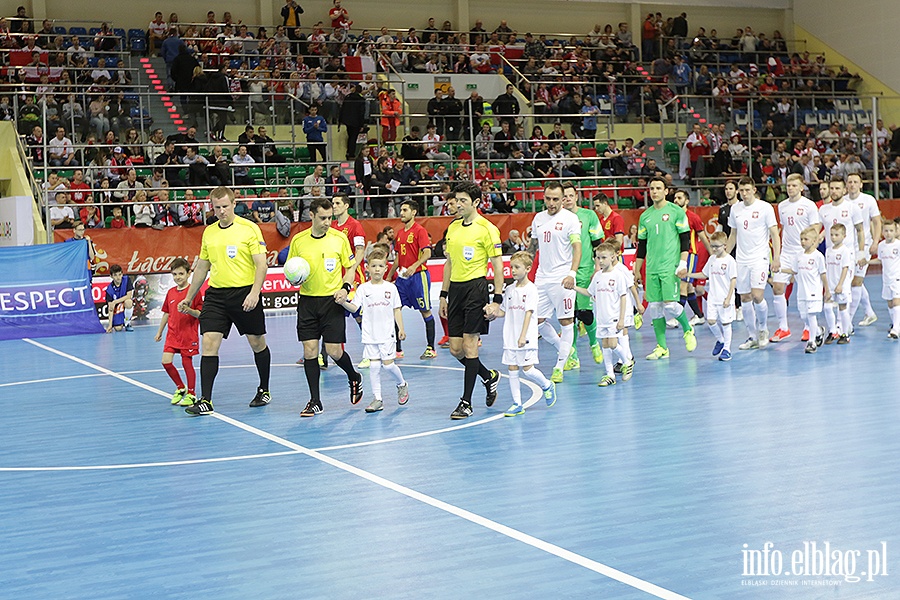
[12,131,49,242]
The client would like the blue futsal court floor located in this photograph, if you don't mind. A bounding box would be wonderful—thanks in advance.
[2,278,900,599]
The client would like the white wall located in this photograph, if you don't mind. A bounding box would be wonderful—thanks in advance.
[794,0,900,94]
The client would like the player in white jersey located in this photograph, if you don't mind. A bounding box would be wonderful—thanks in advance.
[726,177,781,350]
[823,223,855,344]
[874,219,900,338]
[530,181,582,383]
[576,243,632,386]
[340,250,409,413]
[770,173,821,342]
[780,226,829,353]
[689,231,737,361]
[498,252,556,416]
[844,173,882,327]
[819,179,866,255]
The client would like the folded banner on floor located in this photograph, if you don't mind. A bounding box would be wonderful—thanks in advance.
[0,241,104,340]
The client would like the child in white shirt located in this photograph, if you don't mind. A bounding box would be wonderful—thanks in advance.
[576,243,630,387]
[873,219,900,338]
[781,226,831,353]
[498,251,556,417]
[689,231,737,361]
[823,223,854,343]
[341,250,408,412]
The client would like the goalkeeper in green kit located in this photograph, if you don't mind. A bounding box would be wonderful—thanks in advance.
[561,182,605,369]
[632,177,698,360]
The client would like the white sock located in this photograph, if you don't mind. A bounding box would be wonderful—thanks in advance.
[860,285,874,317]
[708,321,724,343]
[124,307,133,324]
[602,348,615,378]
[891,306,900,331]
[617,332,633,361]
[538,320,561,351]
[742,303,757,337]
[806,313,818,338]
[823,302,837,334]
[722,322,733,351]
[849,286,863,320]
[613,343,629,364]
[556,324,575,370]
[773,294,788,330]
[754,299,768,332]
[521,366,552,390]
[369,360,383,401]
[839,307,851,335]
[382,361,405,385]
[508,370,522,406]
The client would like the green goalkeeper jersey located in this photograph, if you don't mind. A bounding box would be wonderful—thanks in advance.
[574,207,602,282]
[637,201,690,275]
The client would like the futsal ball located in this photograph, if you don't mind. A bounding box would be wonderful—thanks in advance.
[284,256,311,286]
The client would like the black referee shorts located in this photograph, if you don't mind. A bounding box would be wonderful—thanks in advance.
[200,286,266,338]
[297,294,347,344]
[448,278,490,338]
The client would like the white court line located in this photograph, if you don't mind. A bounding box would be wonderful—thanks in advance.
[21,337,690,600]
[0,451,302,472]
[1,364,541,451]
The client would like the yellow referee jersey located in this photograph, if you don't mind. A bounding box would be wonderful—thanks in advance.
[199,216,267,288]
[445,215,502,283]
[287,227,353,296]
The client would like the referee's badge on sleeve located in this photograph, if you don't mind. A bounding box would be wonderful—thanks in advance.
[227,245,237,258]
[463,246,474,261]
[324,257,337,272]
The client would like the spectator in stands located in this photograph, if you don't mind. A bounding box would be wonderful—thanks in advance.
[115,168,144,202]
[50,192,76,229]
[252,194,277,223]
[69,170,92,204]
[493,84,520,128]
[151,189,179,229]
[237,125,260,161]
[400,126,426,161]
[325,165,350,197]
[148,12,167,55]
[303,164,326,195]
[18,96,41,135]
[182,146,212,186]
[232,145,255,186]
[474,122,499,160]
[423,123,451,161]
[146,128,166,163]
[492,179,518,214]
[379,88,401,143]
[80,203,103,229]
[177,189,205,227]
[302,104,328,162]
[339,84,366,160]
[154,140,184,187]
[354,145,374,216]
[48,126,76,167]
[88,95,111,139]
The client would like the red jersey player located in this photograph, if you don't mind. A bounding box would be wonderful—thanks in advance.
[155,258,203,406]
[674,189,712,325]
[388,199,438,358]
[331,193,366,287]
[595,194,625,251]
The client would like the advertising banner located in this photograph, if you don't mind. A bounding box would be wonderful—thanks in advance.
[0,240,104,340]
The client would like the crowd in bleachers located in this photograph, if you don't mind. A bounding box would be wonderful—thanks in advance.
[5,2,899,234]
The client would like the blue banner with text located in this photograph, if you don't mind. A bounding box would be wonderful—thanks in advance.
[0,241,104,340]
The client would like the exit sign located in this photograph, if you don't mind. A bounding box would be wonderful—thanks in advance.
[466,84,477,90]
[407,83,419,90]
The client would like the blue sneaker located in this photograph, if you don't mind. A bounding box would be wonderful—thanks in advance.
[503,403,525,417]
[543,382,557,407]
[712,341,724,356]
[718,349,732,362]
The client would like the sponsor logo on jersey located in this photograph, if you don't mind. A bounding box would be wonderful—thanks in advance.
[226,245,237,259]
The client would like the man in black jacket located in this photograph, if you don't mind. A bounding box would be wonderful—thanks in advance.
[171,44,200,115]
[427,89,448,136]
[205,64,232,142]
[339,84,366,160]
[443,87,463,141]
[492,84,519,128]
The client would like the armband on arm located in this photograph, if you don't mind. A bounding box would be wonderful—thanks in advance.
[636,238,647,259]
[680,231,691,253]
[492,293,503,304]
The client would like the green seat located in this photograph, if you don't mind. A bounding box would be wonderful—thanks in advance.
[663,141,679,154]
[596,143,608,154]
[57,169,75,180]
[277,147,294,157]
[617,197,636,209]
[295,147,311,160]
[489,162,505,171]
[248,167,265,179]
[287,166,306,179]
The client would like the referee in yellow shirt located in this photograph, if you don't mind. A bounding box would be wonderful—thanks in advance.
[287,196,363,417]
[439,181,503,420]
[178,186,272,415]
